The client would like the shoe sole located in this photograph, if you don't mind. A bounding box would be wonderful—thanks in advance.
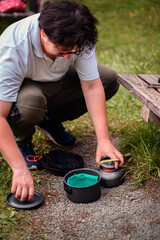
[35,125,77,147]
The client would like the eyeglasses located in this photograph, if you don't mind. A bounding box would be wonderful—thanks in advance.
[57,49,83,56]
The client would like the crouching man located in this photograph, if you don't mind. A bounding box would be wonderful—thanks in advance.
[0,0,124,201]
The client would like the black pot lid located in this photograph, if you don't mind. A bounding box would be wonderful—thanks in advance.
[6,190,44,209]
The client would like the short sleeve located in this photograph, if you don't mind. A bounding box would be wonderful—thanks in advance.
[0,47,25,102]
[74,48,99,81]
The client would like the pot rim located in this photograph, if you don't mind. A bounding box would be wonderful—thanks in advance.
[63,168,101,189]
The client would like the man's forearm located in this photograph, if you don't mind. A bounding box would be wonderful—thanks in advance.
[0,117,27,171]
[81,78,124,167]
[81,79,110,142]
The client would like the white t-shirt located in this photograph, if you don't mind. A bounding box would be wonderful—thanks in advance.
[0,13,99,102]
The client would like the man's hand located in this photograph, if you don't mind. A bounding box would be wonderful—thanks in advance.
[96,138,124,169]
[11,167,34,202]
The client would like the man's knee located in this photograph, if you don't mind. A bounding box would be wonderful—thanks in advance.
[98,63,117,85]
[15,87,47,124]
[104,78,119,101]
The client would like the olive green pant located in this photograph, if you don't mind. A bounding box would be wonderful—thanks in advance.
[8,64,119,144]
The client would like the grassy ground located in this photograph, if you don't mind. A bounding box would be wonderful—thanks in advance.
[0,0,160,239]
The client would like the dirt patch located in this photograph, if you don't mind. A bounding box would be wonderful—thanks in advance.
[28,134,160,240]
[145,178,160,203]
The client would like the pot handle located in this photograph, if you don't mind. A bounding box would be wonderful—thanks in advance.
[64,183,72,194]
[99,158,120,166]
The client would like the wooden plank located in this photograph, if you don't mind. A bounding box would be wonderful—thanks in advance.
[138,74,160,83]
[140,104,160,125]
[117,74,160,118]
[0,10,34,19]
[138,74,160,93]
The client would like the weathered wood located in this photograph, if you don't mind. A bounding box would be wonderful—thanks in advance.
[0,0,36,19]
[140,104,160,125]
[138,74,160,93]
[117,74,160,119]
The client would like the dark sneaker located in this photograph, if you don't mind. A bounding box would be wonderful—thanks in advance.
[36,118,77,147]
[18,142,40,170]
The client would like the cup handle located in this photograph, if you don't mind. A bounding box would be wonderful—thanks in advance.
[64,183,72,194]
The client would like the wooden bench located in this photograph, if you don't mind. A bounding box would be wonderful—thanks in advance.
[0,0,37,19]
[117,74,160,125]
[0,9,34,19]
[0,1,57,19]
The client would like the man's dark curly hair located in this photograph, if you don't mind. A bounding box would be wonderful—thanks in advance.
[38,0,98,50]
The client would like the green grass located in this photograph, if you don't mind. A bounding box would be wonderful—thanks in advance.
[120,124,160,185]
[105,85,160,185]
[0,0,160,238]
[93,0,160,74]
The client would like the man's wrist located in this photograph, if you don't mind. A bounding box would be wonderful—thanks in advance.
[97,136,110,144]
[11,162,28,173]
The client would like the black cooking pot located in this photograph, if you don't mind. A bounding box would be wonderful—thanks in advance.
[63,168,101,203]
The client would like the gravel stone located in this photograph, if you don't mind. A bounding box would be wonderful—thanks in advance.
[29,134,160,240]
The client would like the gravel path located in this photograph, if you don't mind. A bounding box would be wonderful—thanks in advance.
[29,135,160,240]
